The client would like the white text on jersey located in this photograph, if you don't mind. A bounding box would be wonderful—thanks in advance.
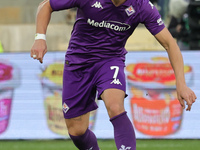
[87,18,131,31]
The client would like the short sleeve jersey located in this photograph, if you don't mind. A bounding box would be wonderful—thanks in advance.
[50,0,165,69]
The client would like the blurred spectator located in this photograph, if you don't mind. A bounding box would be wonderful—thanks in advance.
[150,0,170,23]
[158,0,170,22]
[150,0,158,4]
[168,0,190,50]
[187,0,200,50]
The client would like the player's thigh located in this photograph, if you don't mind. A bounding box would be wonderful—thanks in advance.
[101,88,126,118]
[65,112,90,136]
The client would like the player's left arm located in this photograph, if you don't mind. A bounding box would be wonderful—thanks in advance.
[154,27,197,111]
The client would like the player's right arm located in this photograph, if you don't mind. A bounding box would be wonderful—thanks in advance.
[31,0,53,63]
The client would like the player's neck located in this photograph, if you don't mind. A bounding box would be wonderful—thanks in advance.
[111,0,127,7]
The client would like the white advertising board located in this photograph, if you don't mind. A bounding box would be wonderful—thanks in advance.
[0,51,199,139]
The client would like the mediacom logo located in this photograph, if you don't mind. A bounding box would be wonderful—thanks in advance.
[87,18,131,31]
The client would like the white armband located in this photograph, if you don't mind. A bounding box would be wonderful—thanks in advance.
[35,33,46,41]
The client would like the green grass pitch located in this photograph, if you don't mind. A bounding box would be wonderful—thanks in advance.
[0,139,199,150]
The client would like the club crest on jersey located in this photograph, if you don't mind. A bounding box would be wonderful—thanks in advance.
[125,5,135,16]
[62,102,69,113]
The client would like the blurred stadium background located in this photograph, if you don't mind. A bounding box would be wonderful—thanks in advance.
[0,0,200,150]
[0,0,166,52]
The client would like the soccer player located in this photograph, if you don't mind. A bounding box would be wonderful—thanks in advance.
[31,0,197,149]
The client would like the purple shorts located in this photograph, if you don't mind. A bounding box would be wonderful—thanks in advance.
[62,57,126,119]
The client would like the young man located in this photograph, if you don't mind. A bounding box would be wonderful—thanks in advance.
[31,0,197,149]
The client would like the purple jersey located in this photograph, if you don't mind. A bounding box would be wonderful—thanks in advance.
[50,0,165,70]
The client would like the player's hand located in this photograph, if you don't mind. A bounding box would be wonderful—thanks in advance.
[176,84,197,111]
[30,40,47,63]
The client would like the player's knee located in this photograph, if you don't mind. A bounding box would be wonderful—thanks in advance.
[106,103,125,118]
[65,113,90,136]
[67,124,87,136]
